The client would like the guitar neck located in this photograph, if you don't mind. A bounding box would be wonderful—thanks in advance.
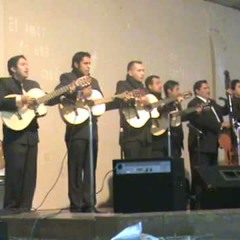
[92,93,125,105]
[180,103,208,116]
[94,97,115,105]
[180,106,197,116]
[151,96,176,109]
[37,85,71,104]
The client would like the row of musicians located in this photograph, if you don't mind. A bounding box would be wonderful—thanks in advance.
[0,52,240,213]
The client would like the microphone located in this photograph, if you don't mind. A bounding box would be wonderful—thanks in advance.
[60,96,66,102]
[60,96,75,105]
[187,123,204,135]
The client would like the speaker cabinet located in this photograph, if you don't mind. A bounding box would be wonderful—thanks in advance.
[0,222,8,240]
[192,166,240,209]
[113,158,186,213]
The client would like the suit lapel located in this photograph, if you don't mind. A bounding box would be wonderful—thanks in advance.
[5,78,23,95]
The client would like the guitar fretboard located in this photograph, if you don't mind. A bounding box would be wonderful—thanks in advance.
[151,96,176,109]
[151,91,192,109]
[36,76,89,104]
[37,85,71,104]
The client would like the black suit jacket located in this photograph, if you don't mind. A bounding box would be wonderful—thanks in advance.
[187,96,227,153]
[232,96,240,122]
[51,70,102,142]
[0,77,40,145]
[115,77,151,145]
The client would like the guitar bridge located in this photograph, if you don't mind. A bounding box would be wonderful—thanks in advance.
[74,108,78,116]
[16,112,22,120]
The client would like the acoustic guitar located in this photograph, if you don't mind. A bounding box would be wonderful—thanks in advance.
[0,76,90,131]
[123,91,192,128]
[151,101,209,136]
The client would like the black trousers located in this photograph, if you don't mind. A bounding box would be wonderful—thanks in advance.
[123,141,152,159]
[152,139,182,159]
[3,143,38,210]
[66,139,98,210]
[189,150,218,169]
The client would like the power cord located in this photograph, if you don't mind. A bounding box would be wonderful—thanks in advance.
[29,209,63,239]
[29,151,68,240]
[96,169,113,195]
[29,112,78,239]
[33,151,68,211]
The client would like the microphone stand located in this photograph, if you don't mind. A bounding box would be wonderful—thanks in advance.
[187,123,204,165]
[236,125,240,165]
[167,112,172,158]
[87,107,95,212]
[119,127,124,159]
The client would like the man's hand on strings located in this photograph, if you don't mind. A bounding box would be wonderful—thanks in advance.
[82,86,93,98]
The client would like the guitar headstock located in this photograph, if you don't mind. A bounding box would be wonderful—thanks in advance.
[224,70,231,90]
[131,89,146,98]
[75,76,92,88]
[182,91,193,99]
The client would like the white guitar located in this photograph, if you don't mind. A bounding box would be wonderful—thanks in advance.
[59,90,127,125]
[123,91,192,128]
[122,93,160,128]
[0,76,90,131]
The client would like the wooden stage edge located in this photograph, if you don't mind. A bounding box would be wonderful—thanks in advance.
[1,208,240,239]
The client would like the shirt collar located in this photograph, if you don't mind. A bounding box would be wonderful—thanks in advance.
[196,95,208,103]
[126,75,144,89]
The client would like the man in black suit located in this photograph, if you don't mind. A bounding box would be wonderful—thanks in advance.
[0,55,40,212]
[52,52,102,213]
[145,75,165,157]
[188,80,228,168]
[146,78,185,159]
[231,79,240,122]
[115,61,152,159]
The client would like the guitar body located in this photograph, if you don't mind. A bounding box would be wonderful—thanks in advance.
[59,103,90,125]
[59,89,106,125]
[1,88,47,131]
[122,93,160,128]
[146,93,161,118]
[90,90,106,116]
[151,110,182,136]
[151,117,168,136]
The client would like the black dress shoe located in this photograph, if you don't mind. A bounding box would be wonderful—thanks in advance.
[0,208,22,216]
[70,208,82,213]
[20,208,32,213]
[82,207,103,213]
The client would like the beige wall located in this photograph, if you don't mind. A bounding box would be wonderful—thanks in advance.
[0,0,240,208]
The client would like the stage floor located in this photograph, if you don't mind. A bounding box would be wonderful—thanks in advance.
[1,208,240,239]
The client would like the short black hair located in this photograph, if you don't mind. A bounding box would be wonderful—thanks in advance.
[7,55,26,76]
[164,80,179,96]
[71,52,91,69]
[193,80,207,95]
[127,61,142,71]
[145,75,160,90]
[231,79,240,90]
